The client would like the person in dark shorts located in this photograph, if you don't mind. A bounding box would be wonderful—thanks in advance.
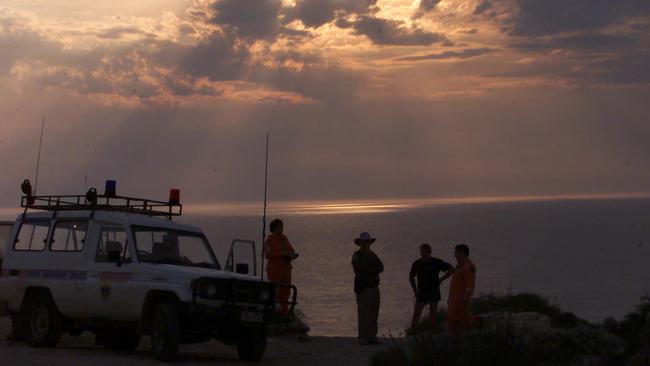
[409,243,454,330]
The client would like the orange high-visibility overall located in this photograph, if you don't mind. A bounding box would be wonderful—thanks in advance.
[447,259,477,334]
[265,233,294,314]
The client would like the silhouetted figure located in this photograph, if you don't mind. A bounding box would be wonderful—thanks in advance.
[265,219,298,314]
[447,244,478,334]
[409,243,454,330]
[352,232,383,345]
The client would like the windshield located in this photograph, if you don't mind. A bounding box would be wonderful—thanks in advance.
[132,226,220,270]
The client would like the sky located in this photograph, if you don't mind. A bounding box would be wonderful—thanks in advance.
[0,0,649,208]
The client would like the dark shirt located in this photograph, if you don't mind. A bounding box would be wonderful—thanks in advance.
[352,249,384,294]
[409,257,452,297]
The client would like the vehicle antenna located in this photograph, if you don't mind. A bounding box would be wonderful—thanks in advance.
[34,115,46,195]
[261,133,269,281]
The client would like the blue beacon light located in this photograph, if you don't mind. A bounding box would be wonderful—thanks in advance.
[105,180,117,197]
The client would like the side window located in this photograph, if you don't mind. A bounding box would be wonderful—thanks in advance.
[14,221,50,251]
[0,222,13,257]
[50,221,88,252]
[133,230,165,260]
[95,228,131,263]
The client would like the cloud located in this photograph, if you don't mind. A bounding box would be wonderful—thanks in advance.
[413,0,442,18]
[172,33,250,81]
[210,0,283,40]
[96,26,155,40]
[474,0,494,15]
[505,0,650,36]
[397,48,495,62]
[470,0,650,87]
[351,15,450,46]
[509,33,639,52]
[284,0,377,28]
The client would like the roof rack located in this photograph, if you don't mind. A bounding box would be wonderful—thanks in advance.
[21,194,182,219]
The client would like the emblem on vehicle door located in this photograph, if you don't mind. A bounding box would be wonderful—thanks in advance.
[100,283,111,300]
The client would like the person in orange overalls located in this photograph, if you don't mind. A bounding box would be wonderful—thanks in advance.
[265,219,298,314]
[447,244,477,335]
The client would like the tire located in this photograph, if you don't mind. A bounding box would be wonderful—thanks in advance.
[9,312,29,341]
[150,303,180,362]
[236,326,267,362]
[100,328,141,351]
[22,293,64,348]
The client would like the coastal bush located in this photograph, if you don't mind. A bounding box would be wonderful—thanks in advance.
[470,292,585,328]
[379,293,627,366]
[407,292,582,336]
[603,296,650,359]
[374,322,623,366]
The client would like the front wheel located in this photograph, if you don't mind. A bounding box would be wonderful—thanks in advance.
[237,325,267,362]
[150,303,180,362]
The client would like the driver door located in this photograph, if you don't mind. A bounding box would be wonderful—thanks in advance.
[85,225,138,320]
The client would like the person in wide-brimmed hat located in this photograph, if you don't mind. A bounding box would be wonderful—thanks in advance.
[351,232,384,345]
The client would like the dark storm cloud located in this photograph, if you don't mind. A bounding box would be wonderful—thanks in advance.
[509,33,639,52]
[505,0,650,36]
[473,0,494,15]
[476,0,650,87]
[249,62,364,105]
[351,15,450,46]
[413,0,442,18]
[284,0,377,28]
[210,0,283,40]
[397,48,494,62]
[171,34,250,81]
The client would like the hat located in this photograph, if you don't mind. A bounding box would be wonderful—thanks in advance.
[354,232,376,245]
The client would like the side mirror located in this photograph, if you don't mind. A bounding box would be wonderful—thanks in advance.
[106,241,123,265]
[235,263,249,275]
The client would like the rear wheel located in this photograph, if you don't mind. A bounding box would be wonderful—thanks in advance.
[150,303,180,362]
[22,293,64,347]
[237,325,267,362]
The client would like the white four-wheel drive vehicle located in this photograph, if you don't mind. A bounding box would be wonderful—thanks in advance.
[0,183,296,362]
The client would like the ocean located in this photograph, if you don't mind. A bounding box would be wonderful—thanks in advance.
[183,197,650,337]
[2,197,649,337]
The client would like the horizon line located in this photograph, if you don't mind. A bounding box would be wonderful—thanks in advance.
[1,192,649,218]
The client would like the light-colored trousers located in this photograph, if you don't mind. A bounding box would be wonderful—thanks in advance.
[356,286,380,340]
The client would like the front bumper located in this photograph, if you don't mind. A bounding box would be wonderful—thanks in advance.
[191,277,297,323]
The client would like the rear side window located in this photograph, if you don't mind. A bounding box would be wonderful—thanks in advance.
[50,221,88,252]
[0,222,13,257]
[14,221,50,251]
[96,228,131,263]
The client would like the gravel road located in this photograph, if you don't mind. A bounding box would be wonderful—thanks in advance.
[0,318,382,366]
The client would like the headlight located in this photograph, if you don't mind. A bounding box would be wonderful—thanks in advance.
[259,288,272,302]
[204,283,218,297]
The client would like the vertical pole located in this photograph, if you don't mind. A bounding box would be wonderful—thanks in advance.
[261,133,269,281]
[34,115,46,195]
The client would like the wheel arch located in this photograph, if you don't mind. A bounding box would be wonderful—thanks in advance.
[138,290,181,334]
[20,287,57,310]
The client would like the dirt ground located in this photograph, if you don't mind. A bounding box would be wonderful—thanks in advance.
[0,318,383,366]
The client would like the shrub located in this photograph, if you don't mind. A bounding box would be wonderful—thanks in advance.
[471,292,586,329]
[374,324,624,366]
[603,296,650,357]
